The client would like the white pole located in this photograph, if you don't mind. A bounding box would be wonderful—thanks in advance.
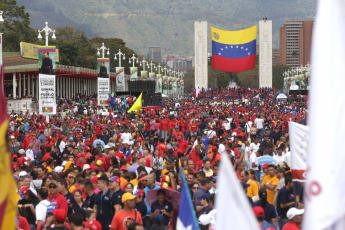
[13,73,17,99]
[18,73,21,98]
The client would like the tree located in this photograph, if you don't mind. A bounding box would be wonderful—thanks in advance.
[47,26,97,69]
[0,0,36,51]
[272,64,290,90]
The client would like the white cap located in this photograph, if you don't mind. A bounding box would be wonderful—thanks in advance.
[104,145,110,149]
[198,209,217,226]
[18,149,25,155]
[287,208,304,220]
[83,164,91,171]
[54,166,64,173]
[19,171,27,177]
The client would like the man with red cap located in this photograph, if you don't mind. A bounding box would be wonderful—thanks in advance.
[252,206,276,230]
[83,220,102,230]
[42,209,67,230]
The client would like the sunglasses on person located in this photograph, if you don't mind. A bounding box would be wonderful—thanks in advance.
[68,176,75,179]
[49,185,57,189]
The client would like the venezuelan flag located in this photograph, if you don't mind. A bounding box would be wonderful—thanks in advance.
[211,25,257,72]
[0,65,17,229]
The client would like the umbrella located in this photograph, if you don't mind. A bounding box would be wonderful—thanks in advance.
[146,188,181,208]
[199,113,210,118]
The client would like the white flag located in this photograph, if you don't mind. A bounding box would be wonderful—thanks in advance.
[289,122,309,182]
[303,0,345,229]
[215,153,258,230]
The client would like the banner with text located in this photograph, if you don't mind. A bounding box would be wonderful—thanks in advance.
[130,67,138,81]
[156,74,163,93]
[98,78,110,105]
[97,58,110,78]
[115,67,125,91]
[39,74,56,115]
[38,46,56,75]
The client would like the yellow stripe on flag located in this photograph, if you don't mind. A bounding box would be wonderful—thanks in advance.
[211,25,257,45]
[0,120,17,230]
[128,92,143,114]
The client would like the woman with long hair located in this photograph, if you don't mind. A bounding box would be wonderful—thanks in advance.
[71,189,84,214]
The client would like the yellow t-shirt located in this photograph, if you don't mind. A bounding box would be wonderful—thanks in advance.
[261,176,279,204]
[204,168,214,177]
[246,180,259,198]
[130,178,139,187]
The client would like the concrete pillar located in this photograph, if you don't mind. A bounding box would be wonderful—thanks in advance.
[18,73,22,98]
[28,75,31,97]
[31,75,34,98]
[194,21,208,94]
[13,73,17,99]
[36,75,39,99]
[23,74,26,97]
[259,20,273,88]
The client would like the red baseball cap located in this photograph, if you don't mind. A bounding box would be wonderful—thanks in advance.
[83,220,102,230]
[91,176,98,183]
[262,163,270,169]
[212,146,218,151]
[20,186,29,196]
[253,206,264,217]
[135,189,145,197]
[84,147,89,152]
[77,153,85,158]
[52,209,67,222]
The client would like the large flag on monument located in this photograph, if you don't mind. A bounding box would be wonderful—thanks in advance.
[211,25,257,72]
[216,153,258,229]
[176,168,200,230]
[289,122,309,182]
[0,65,17,230]
[303,0,345,229]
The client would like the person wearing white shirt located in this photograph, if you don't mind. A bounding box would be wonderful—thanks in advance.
[255,116,264,134]
[121,128,132,144]
[218,138,227,154]
[25,144,36,161]
[273,147,285,164]
[249,137,261,153]
[35,188,51,225]
[222,119,231,131]
[207,129,217,139]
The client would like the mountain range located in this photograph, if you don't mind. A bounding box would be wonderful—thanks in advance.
[18,0,317,57]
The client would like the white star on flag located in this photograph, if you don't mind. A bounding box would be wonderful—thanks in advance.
[248,52,251,55]
[241,47,243,49]
[221,48,223,51]
[218,52,221,55]
[236,46,239,48]
[231,46,233,48]
[245,48,248,51]
[225,46,228,49]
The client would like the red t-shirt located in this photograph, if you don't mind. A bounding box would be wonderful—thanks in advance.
[110,209,142,230]
[188,150,202,170]
[47,193,68,213]
[168,121,175,130]
[18,215,30,230]
[160,120,169,131]
[177,139,189,153]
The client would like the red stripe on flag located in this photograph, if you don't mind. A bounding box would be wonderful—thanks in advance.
[292,169,306,180]
[212,54,256,72]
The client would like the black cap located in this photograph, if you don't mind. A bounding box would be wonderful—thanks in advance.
[259,188,267,200]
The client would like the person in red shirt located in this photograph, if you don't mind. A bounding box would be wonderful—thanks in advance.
[188,145,203,170]
[177,134,188,154]
[190,120,198,136]
[156,138,169,158]
[47,180,68,213]
[207,146,221,167]
[282,208,304,230]
[160,117,169,141]
[172,127,184,140]
[17,214,30,230]
[22,131,33,150]
[168,119,175,137]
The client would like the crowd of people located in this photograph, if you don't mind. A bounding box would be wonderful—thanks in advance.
[8,87,308,230]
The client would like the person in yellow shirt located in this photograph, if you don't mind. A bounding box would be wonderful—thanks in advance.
[241,170,259,198]
[261,165,279,204]
[202,157,214,177]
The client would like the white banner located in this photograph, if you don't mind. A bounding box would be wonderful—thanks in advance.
[39,74,56,115]
[98,78,110,106]
[156,74,162,93]
[289,122,309,182]
[115,67,125,91]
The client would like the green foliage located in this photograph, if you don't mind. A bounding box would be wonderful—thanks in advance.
[0,0,36,51]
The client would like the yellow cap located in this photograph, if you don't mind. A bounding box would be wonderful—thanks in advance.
[121,192,137,203]
[96,160,103,166]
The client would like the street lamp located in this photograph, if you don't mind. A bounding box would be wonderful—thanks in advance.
[128,54,139,68]
[114,49,126,67]
[140,58,147,71]
[37,21,56,46]
[97,42,110,58]
[0,11,4,22]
